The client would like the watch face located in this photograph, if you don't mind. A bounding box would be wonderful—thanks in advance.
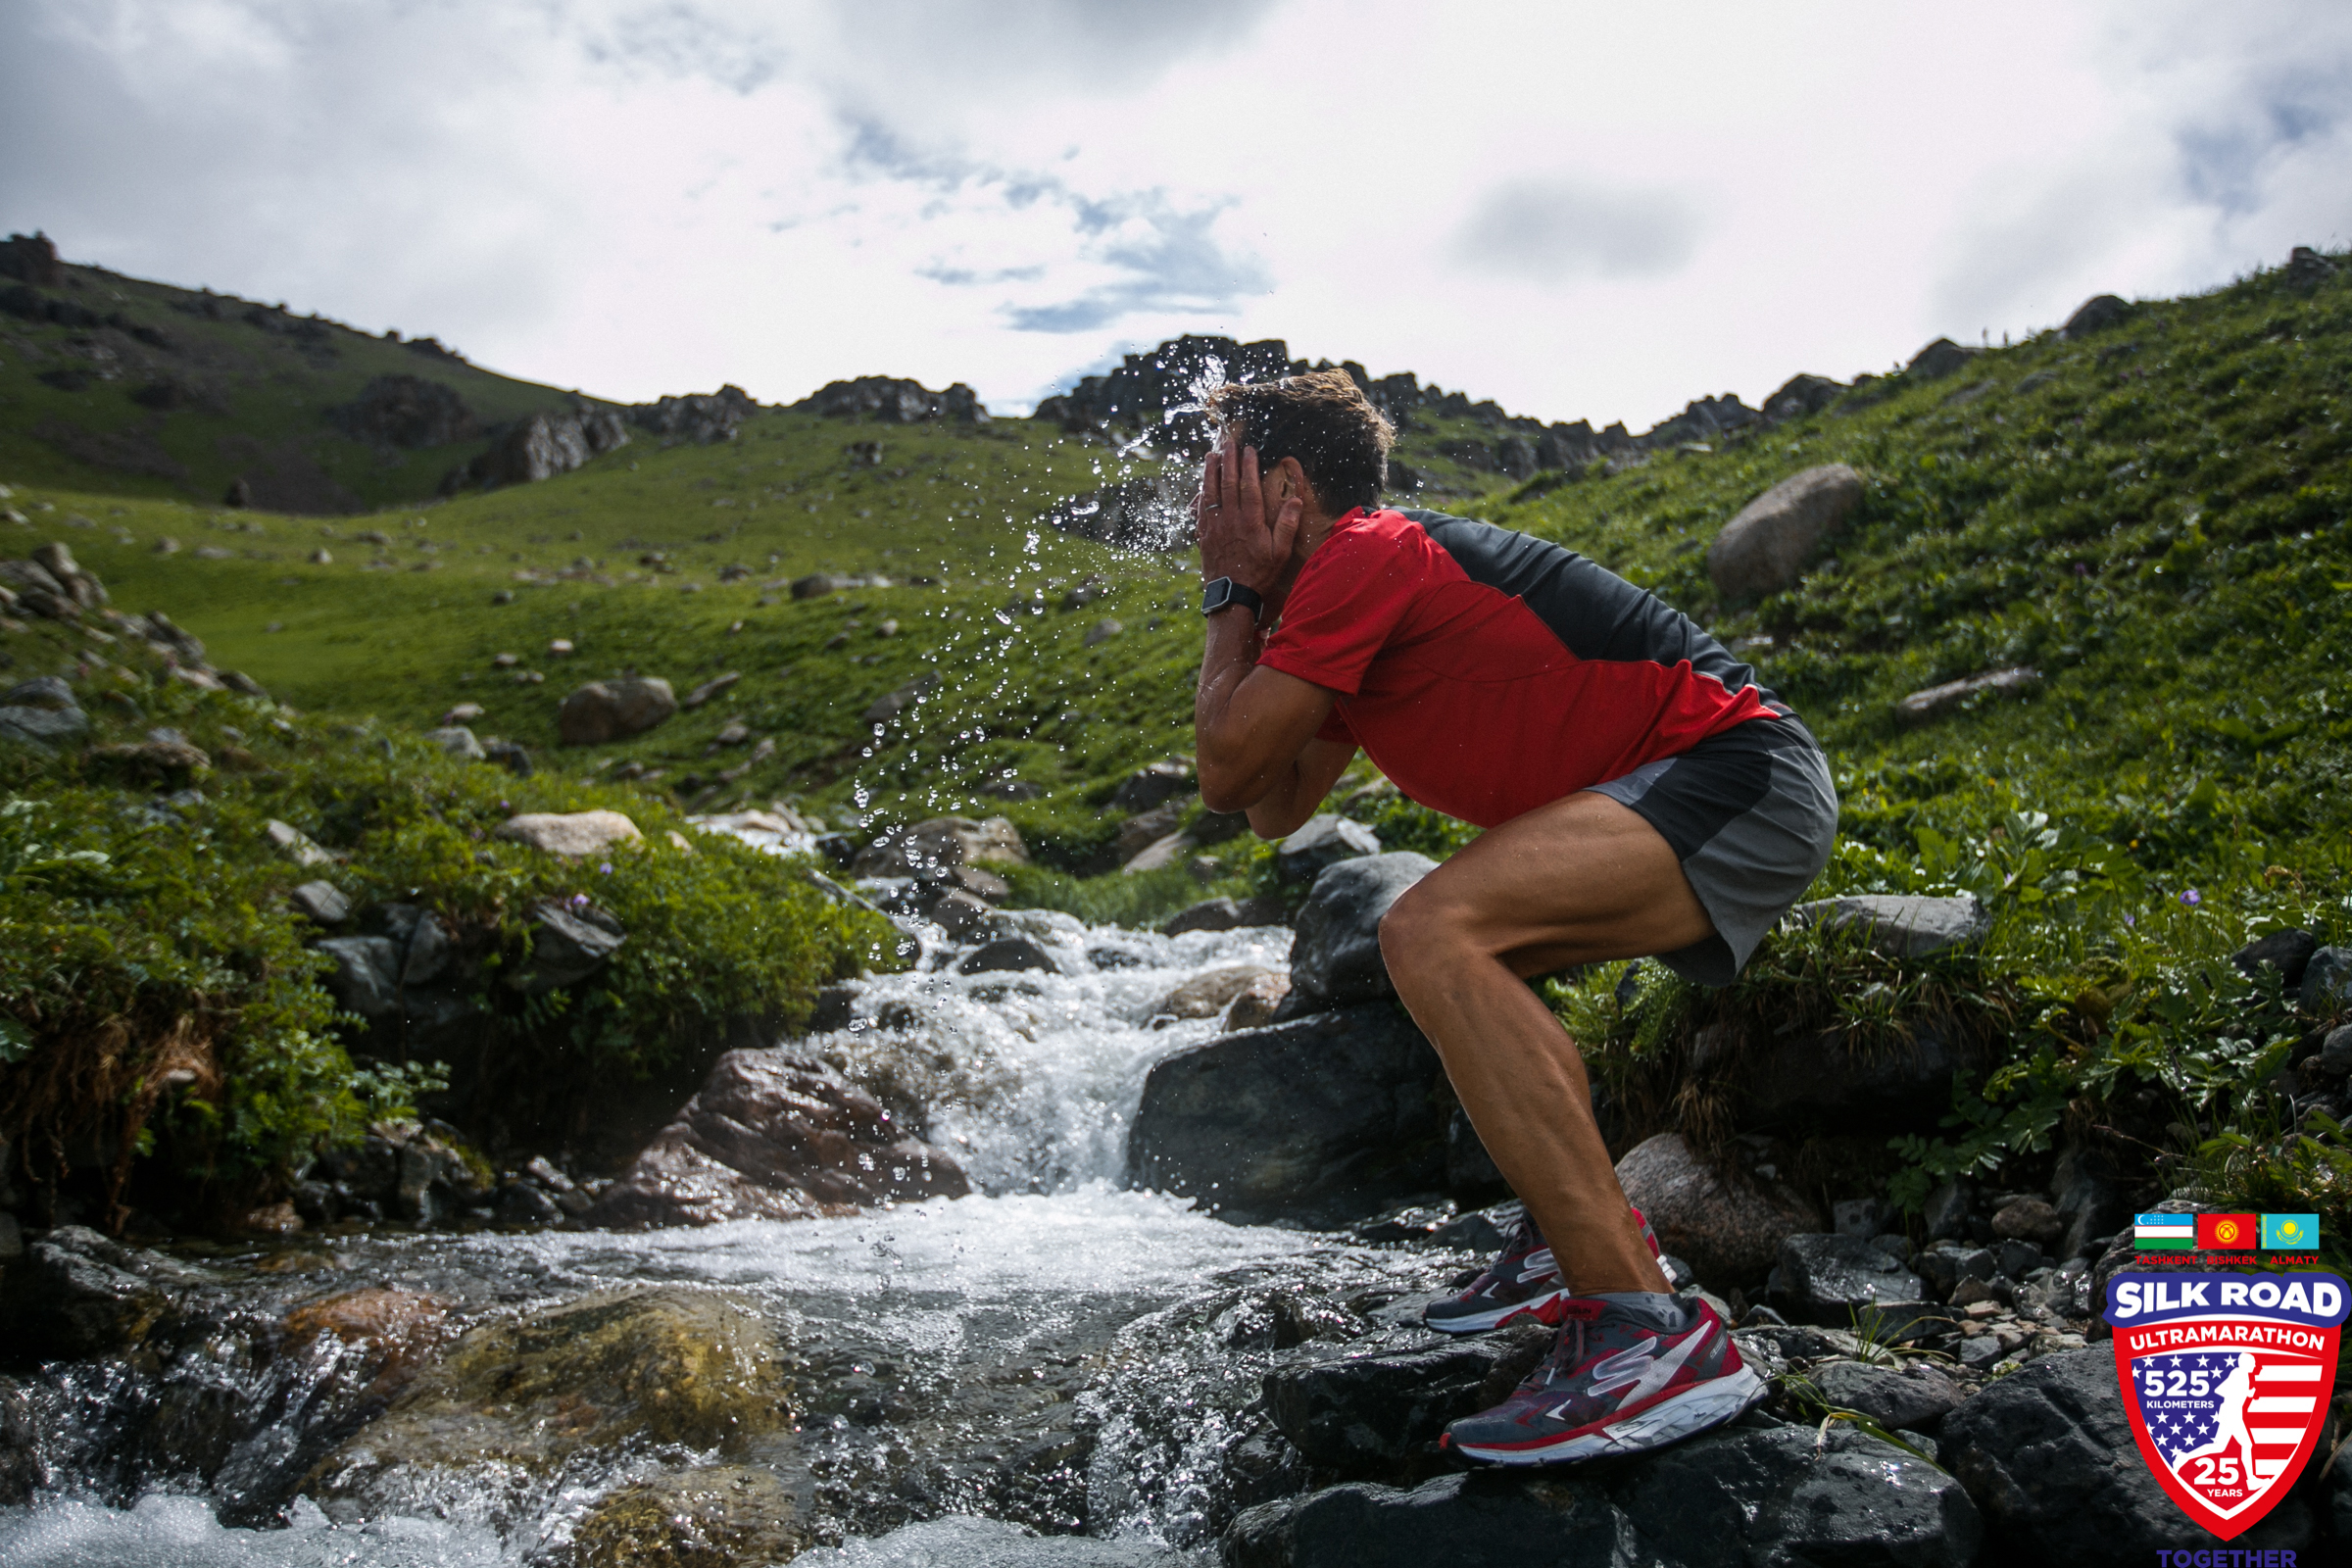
[1201,577,1230,612]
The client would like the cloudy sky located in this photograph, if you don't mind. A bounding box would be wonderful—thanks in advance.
[4,0,2348,429]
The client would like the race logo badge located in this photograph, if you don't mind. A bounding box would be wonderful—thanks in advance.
[2105,1271,2347,1540]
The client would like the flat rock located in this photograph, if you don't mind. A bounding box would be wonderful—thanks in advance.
[797,1515,1188,1566]
[0,675,75,710]
[1285,852,1437,1012]
[494,808,642,858]
[1813,1360,1964,1432]
[557,676,676,745]
[266,818,335,867]
[1894,665,2039,724]
[1275,814,1382,883]
[1788,893,1988,957]
[1613,1132,1822,1288]
[1942,1348,2314,1561]
[1772,1234,1929,1324]
[1704,464,1864,601]
[1126,1003,1446,1226]
[584,1049,967,1228]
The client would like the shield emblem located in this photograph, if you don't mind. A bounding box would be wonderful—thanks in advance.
[2105,1270,2347,1541]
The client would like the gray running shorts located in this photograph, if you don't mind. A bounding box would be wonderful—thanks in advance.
[1585,716,1838,987]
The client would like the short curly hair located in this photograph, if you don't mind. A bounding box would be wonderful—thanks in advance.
[1202,368,1395,514]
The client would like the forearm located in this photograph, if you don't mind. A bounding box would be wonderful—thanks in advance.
[1194,610,1273,811]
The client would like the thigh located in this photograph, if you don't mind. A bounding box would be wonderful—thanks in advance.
[1393,790,1714,973]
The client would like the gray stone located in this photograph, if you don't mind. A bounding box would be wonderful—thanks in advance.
[1790,893,1989,957]
[1224,1470,1655,1568]
[494,808,642,858]
[2231,927,2317,991]
[959,936,1063,975]
[1126,1004,1446,1226]
[497,1181,564,1226]
[1996,1240,2043,1280]
[1613,1132,1822,1288]
[556,676,676,745]
[289,881,350,924]
[2320,1025,2352,1075]
[923,889,992,939]
[860,671,940,726]
[1264,1327,1551,1471]
[1894,665,2040,725]
[1275,814,1382,883]
[0,675,75,710]
[1704,464,1864,601]
[399,910,454,986]
[1943,1348,2314,1560]
[315,935,404,1019]
[1159,896,1287,936]
[1285,852,1438,1011]
[0,704,88,746]
[852,814,1025,878]
[1113,760,1197,815]
[1760,373,1845,422]
[2050,1139,2132,1258]
[2299,946,2352,1012]
[1913,1242,1996,1300]
[1772,1234,1927,1323]
[507,902,625,995]
[1907,338,1980,381]
[795,1516,1181,1567]
[267,818,335,867]
[423,724,485,760]
[2061,295,2131,339]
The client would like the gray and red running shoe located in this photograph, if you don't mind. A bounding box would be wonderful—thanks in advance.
[1441,1296,1760,1465]
[1422,1204,1660,1336]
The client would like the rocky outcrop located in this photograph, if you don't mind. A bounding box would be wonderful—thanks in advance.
[1704,464,1865,601]
[440,407,629,492]
[632,384,759,444]
[557,677,677,745]
[1126,1004,1446,1225]
[584,1049,968,1227]
[1283,852,1437,1013]
[1612,1132,1822,1288]
[326,374,477,449]
[1907,338,1980,382]
[2061,294,2131,339]
[1264,1326,1552,1471]
[1942,1348,2315,1561]
[799,376,987,424]
[0,231,63,287]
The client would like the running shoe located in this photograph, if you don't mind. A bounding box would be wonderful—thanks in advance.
[1422,1204,1661,1336]
[1441,1296,1761,1465]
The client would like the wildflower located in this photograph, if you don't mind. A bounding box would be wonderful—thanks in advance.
[569,893,590,909]
[2180,888,2201,907]
[599,861,613,874]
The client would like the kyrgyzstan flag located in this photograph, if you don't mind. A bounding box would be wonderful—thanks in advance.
[2197,1212,2259,1250]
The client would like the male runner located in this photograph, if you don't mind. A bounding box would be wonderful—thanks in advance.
[1190,370,1838,1464]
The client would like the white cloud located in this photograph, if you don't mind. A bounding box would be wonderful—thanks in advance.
[0,0,2344,426]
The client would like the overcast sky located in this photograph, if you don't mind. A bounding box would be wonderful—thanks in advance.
[4,1,2348,428]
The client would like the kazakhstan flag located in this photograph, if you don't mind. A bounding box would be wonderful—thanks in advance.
[2260,1213,2320,1249]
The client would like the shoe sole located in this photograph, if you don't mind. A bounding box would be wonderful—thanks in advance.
[1449,1366,1766,1465]
[1422,1286,1572,1336]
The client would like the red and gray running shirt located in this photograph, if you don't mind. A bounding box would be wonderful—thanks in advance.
[1255,507,1789,828]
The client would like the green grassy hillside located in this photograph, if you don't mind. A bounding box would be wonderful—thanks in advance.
[1,244,596,512]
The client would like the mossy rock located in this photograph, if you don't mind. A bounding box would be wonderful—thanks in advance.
[568,1465,804,1568]
[310,1286,788,1502]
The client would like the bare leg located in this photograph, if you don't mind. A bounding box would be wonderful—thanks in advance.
[1378,791,1714,1298]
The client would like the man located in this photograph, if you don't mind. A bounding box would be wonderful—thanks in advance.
[1190,370,1837,1465]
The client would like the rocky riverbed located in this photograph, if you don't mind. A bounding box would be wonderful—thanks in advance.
[2,854,2349,1564]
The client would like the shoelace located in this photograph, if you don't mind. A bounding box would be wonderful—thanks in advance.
[1535,1302,1607,1386]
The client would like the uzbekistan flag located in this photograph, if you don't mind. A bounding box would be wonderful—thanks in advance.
[2135,1213,2195,1250]
[2197,1212,2260,1250]
[2261,1213,2321,1250]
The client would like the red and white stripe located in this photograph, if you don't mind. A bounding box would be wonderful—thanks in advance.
[2245,1363,2323,1482]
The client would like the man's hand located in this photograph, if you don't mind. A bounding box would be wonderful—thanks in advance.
[1196,440,1299,600]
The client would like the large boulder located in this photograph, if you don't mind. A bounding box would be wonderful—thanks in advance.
[584,1049,967,1228]
[1703,464,1864,601]
[1263,1327,1550,1471]
[1285,852,1438,1012]
[1113,758,1197,813]
[1152,965,1278,1020]
[1224,1422,1978,1568]
[1126,1004,1446,1226]
[1942,1348,2315,1561]
[1907,338,1979,381]
[1612,1132,1822,1288]
[557,677,676,745]
[2061,294,2131,339]
[0,1226,207,1364]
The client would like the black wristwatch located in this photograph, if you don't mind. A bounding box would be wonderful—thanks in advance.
[1200,577,1265,618]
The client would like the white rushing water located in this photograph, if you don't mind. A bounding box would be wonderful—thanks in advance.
[0,902,1358,1567]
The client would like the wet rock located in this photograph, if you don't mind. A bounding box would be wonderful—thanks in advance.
[960,936,1066,975]
[1160,895,1288,936]
[311,1287,787,1505]
[797,1516,1180,1566]
[1223,971,1293,1032]
[2231,927,2318,991]
[1613,1132,1824,1288]
[1812,1360,1963,1432]
[1894,665,2040,725]
[507,900,625,994]
[1942,1348,2313,1561]
[493,808,643,858]
[0,1374,38,1504]
[1704,464,1864,601]
[496,1180,564,1225]
[924,888,993,939]
[1913,1242,1996,1300]
[557,676,677,745]
[280,1288,451,1390]
[1127,1003,1446,1225]
[853,814,1026,878]
[570,1464,806,1568]
[1276,814,1382,883]
[1154,965,1277,1020]
[1224,1470,1649,1568]
[1771,1234,1928,1324]
[0,1226,202,1363]
[585,1049,967,1227]
[2062,294,2131,339]
[1264,1326,1551,1471]
[1284,852,1437,1012]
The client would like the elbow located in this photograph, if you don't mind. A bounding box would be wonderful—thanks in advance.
[1198,769,1255,816]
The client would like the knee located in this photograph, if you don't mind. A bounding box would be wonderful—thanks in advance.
[1378,885,1452,992]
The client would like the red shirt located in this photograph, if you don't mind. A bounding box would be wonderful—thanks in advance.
[1255,508,1784,828]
